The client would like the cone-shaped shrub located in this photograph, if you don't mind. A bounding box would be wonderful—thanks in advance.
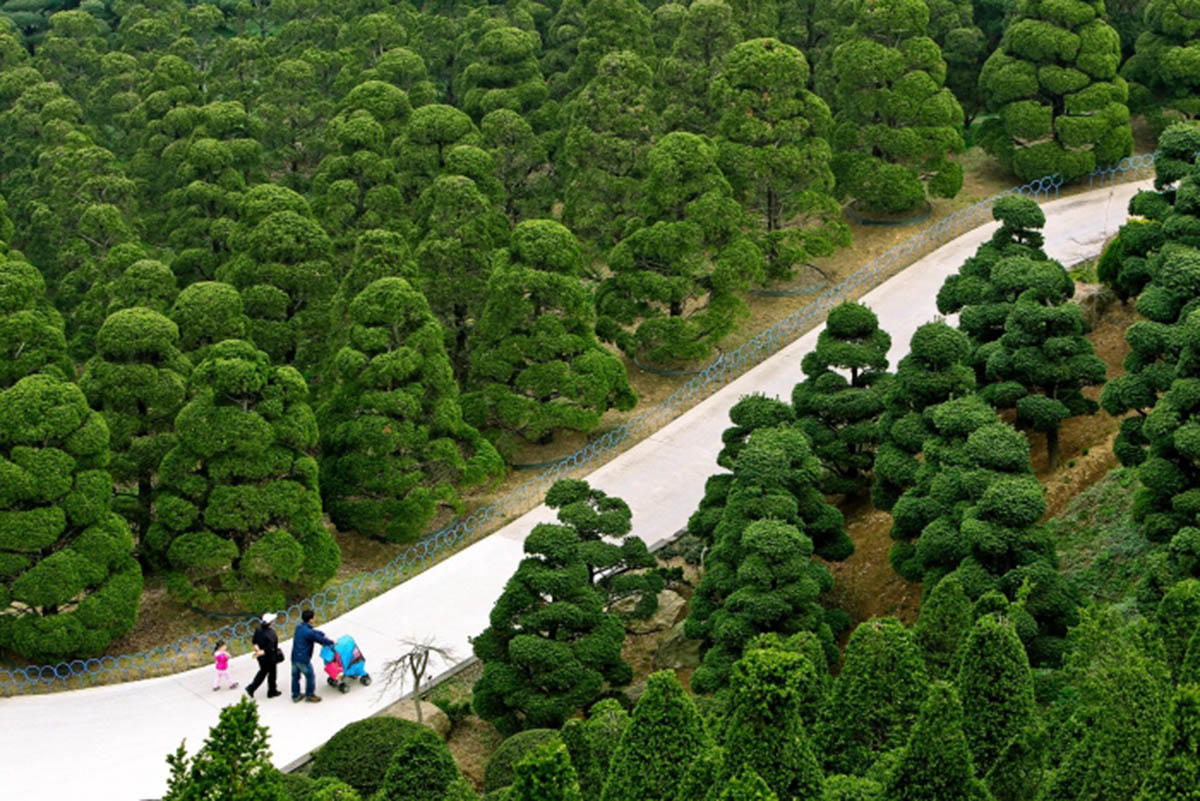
[80,308,190,539]
[464,220,637,456]
[0,374,142,660]
[884,681,992,801]
[792,301,891,496]
[163,698,284,800]
[600,670,710,801]
[873,321,975,511]
[716,644,824,801]
[472,522,631,734]
[913,573,974,680]
[148,339,339,611]
[509,742,584,801]
[318,277,502,543]
[560,699,629,801]
[1135,684,1200,801]
[816,618,929,776]
[956,614,1039,800]
[715,768,779,801]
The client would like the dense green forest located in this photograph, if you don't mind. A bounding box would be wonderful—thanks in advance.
[2,0,1197,796]
[0,0,1194,688]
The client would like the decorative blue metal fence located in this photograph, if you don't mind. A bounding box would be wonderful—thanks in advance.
[0,152,1158,696]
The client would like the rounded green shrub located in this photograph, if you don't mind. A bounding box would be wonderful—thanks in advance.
[484,730,563,793]
[310,717,425,798]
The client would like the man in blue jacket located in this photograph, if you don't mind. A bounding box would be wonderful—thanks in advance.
[291,609,335,703]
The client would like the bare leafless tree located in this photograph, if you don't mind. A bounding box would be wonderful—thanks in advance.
[377,637,456,723]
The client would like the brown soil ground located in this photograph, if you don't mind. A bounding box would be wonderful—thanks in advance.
[820,297,1138,628]
[83,142,1154,669]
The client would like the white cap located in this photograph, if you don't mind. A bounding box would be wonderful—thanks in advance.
[261,613,277,625]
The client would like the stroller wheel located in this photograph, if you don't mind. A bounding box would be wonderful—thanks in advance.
[360,675,371,686]
[338,682,350,694]
[327,677,337,687]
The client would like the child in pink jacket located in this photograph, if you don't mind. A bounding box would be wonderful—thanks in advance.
[213,641,238,691]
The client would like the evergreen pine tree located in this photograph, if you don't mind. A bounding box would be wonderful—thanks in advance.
[472,521,631,734]
[319,277,501,543]
[654,0,740,135]
[80,308,191,540]
[464,219,636,457]
[0,374,142,660]
[169,281,249,367]
[0,256,71,390]
[791,301,891,497]
[147,340,339,611]
[872,320,975,511]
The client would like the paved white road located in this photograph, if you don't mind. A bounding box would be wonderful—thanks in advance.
[0,180,1149,800]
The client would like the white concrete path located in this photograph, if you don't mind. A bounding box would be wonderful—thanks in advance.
[0,180,1150,800]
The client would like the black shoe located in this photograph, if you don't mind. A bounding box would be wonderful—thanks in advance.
[245,688,255,699]
[267,690,282,698]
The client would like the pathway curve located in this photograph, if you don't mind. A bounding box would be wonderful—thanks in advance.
[0,179,1150,800]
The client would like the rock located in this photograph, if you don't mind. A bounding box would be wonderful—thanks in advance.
[378,699,451,739]
[625,678,648,704]
[653,621,702,671]
[1072,282,1118,332]
[614,589,687,632]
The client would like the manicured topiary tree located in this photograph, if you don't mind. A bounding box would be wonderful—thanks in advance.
[0,256,71,390]
[928,0,989,126]
[711,37,847,283]
[168,281,249,367]
[715,768,779,801]
[310,718,425,799]
[481,109,554,223]
[596,131,763,365]
[873,321,976,511]
[686,425,850,692]
[828,0,965,214]
[715,644,824,801]
[0,374,142,661]
[318,277,502,543]
[1121,0,1200,131]
[216,194,340,372]
[816,618,930,777]
[459,26,550,124]
[792,301,891,496]
[883,681,992,801]
[1135,684,1200,801]
[599,670,710,801]
[463,220,637,457]
[937,196,1054,382]
[509,743,584,801]
[543,479,663,619]
[80,308,190,539]
[1137,305,1200,543]
[565,0,654,98]
[106,259,177,316]
[913,573,974,680]
[147,339,339,611]
[561,50,658,251]
[978,0,1133,182]
[393,104,483,204]
[413,174,510,376]
[716,394,797,471]
[164,698,285,801]
[472,522,631,734]
[976,258,1107,469]
[956,613,1040,801]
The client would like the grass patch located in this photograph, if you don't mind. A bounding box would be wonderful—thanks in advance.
[1049,467,1159,607]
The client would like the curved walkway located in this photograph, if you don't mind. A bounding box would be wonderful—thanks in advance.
[0,180,1150,800]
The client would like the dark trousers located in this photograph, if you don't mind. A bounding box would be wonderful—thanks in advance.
[246,655,277,696]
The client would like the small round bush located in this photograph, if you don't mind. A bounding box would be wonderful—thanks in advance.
[310,716,424,797]
[281,773,314,801]
[483,729,562,793]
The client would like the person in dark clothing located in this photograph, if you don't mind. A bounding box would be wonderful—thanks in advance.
[291,609,335,703]
[245,613,282,699]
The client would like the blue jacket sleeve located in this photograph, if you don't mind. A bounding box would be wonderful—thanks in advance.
[314,628,335,647]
